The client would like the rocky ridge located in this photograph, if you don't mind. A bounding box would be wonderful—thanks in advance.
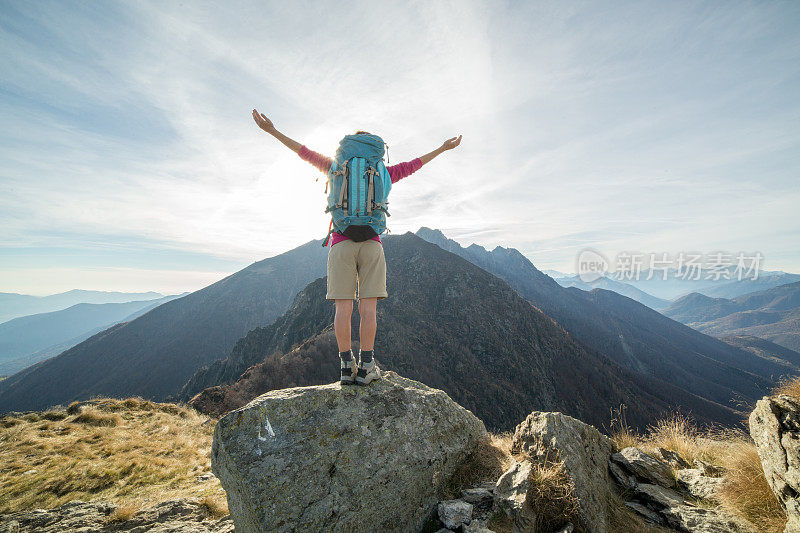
[210,371,773,532]
[0,499,232,532]
[6,373,800,532]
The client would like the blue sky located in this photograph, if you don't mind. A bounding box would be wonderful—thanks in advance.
[1,1,798,295]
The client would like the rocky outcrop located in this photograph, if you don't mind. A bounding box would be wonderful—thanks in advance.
[211,371,487,533]
[749,394,800,532]
[511,411,615,532]
[610,447,754,532]
[0,499,232,532]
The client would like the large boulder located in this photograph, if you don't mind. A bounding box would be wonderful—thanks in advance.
[749,394,800,533]
[211,371,487,533]
[510,411,615,533]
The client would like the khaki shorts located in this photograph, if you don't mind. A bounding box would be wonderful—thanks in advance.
[326,239,388,300]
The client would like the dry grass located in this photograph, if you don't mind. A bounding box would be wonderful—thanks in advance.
[71,407,122,427]
[612,411,733,467]
[0,397,226,516]
[715,437,786,532]
[199,494,229,519]
[773,375,800,400]
[526,456,580,531]
[105,503,140,523]
[445,432,514,498]
[611,409,787,533]
[645,413,726,465]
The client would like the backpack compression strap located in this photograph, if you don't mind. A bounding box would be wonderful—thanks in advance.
[332,162,349,210]
[365,166,377,215]
[323,161,349,247]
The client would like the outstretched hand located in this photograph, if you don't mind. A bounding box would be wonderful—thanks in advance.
[252,109,276,134]
[441,135,462,151]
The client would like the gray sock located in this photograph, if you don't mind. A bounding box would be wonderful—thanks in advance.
[360,349,374,364]
[339,350,353,362]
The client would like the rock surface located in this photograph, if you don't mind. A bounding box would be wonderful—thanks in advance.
[693,459,724,477]
[463,524,496,533]
[659,505,751,533]
[611,447,675,488]
[0,499,232,532]
[461,487,494,507]
[211,371,487,533]
[511,411,615,532]
[609,460,637,491]
[493,458,536,530]
[625,501,664,525]
[750,394,800,533]
[438,499,473,530]
[675,468,724,500]
[633,483,686,508]
[654,447,692,470]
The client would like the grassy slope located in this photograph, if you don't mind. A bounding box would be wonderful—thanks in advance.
[0,397,227,517]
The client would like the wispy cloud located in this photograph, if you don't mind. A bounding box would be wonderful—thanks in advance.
[1,0,798,294]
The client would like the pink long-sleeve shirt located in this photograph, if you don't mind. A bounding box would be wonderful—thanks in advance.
[299,145,423,246]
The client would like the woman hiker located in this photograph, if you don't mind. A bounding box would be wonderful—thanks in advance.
[252,109,462,386]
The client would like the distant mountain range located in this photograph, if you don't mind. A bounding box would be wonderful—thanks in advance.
[663,282,800,353]
[415,228,793,411]
[186,234,740,432]
[555,275,670,310]
[620,270,800,301]
[0,290,164,324]
[0,229,790,433]
[0,295,183,376]
[533,269,798,302]
[0,240,327,412]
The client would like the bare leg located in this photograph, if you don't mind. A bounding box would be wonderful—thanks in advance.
[334,299,353,352]
[358,297,378,351]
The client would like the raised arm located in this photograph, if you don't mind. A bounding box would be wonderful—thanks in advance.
[386,135,463,184]
[252,108,302,154]
[252,108,332,172]
[419,135,462,165]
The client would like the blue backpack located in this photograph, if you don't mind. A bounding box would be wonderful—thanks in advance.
[322,133,392,246]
